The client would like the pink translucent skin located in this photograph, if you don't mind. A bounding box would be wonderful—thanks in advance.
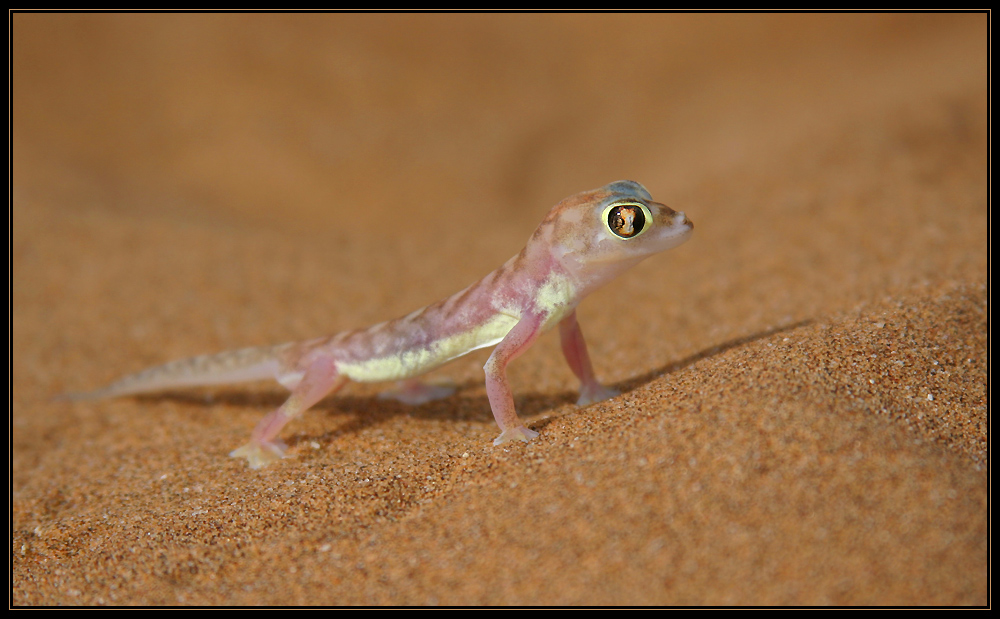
[90,181,692,468]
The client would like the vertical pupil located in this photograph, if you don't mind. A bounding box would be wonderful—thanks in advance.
[609,205,645,238]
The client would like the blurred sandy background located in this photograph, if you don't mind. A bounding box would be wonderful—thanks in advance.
[12,13,987,605]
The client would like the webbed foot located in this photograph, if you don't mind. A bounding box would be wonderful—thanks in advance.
[576,385,620,407]
[230,440,287,469]
[493,425,540,446]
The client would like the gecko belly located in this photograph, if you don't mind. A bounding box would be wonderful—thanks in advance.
[336,312,520,383]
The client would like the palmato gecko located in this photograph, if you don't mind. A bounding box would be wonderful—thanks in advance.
[81,180,693,468]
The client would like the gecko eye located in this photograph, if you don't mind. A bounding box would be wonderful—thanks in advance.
[603,202,651,239]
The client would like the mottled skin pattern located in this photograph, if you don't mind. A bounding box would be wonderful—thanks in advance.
[83,181,693,468]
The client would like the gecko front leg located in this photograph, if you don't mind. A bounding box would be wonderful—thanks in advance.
[230,355,346,468]
[485,314,544,446]
[559,310,620,406]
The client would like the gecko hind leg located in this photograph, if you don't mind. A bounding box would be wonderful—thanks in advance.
[230,356,346,469]
[377,378,456,406]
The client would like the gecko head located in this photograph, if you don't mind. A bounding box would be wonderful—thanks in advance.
[544,180,693,284]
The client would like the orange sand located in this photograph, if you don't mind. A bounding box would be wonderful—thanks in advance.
[12,14,987,605]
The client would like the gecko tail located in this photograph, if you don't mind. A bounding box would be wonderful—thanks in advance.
[65,344,292,401]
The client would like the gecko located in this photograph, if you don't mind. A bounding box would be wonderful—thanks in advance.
[80,180,693,468]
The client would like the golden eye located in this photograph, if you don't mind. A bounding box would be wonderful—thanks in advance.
[604,202,650,239]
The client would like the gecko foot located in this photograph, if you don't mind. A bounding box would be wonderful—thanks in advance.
[493,425,540,446]
[378,378,456,405]
[576,385,620,407]
[230,440,288,469]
